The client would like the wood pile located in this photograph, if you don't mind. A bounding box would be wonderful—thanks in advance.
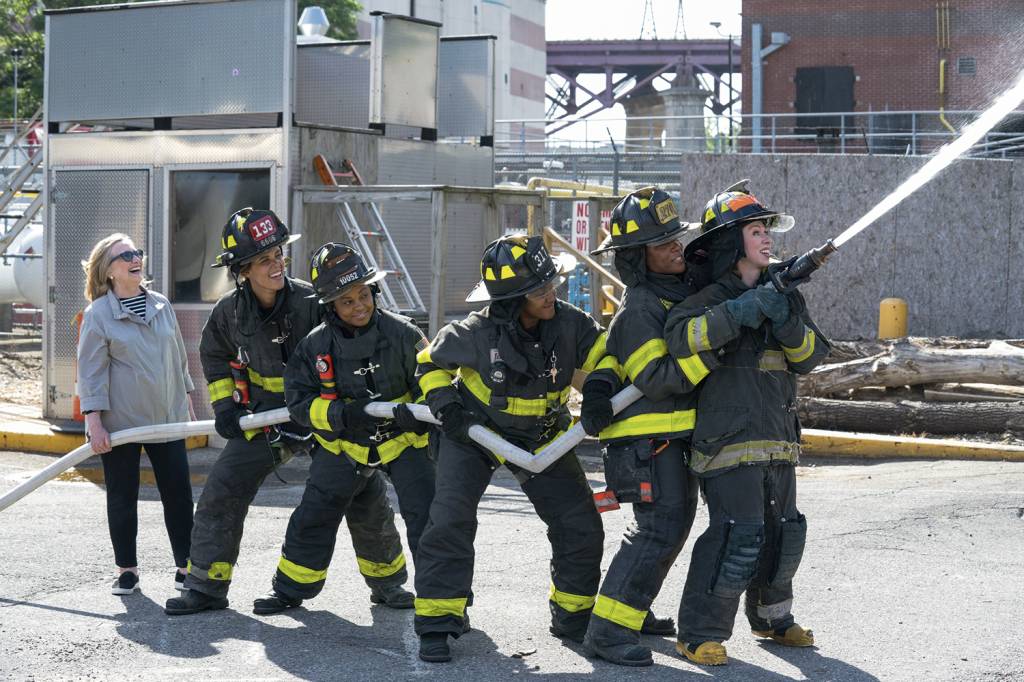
[796,338,1024,436]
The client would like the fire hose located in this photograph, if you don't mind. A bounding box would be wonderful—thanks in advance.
[0,385,643,512]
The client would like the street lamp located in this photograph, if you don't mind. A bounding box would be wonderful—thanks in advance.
[10,47,23,156]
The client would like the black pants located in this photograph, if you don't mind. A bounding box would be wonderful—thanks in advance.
[586,440,698,645]
[678,464,805,645]
[271,445,425,601]
[100,440,193,569]
[183,436,281,597]
[414,434,604,638]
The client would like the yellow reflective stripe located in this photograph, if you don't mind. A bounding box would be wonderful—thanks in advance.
[677,354,711,385]
[595,355,625,381]
[687,316,712,355]
[310,397,332,431]
[622,338,668,382]
[782,329,816,364]
[581,332,608,373]
[187,560,233,582]
[278,556,327,584]
[599,409,695,440]
[419,369,453,395]
[246,368,284,393]
[243,428,262,440]
[691,440,801,474]
[593,594,647,631]
[759,350,788,371]
[207,378,234,403]
[376,431,429,464]
[356,553,406,578]
[415,596,467,618]
[416,347,432,364]
[314,431,428,465]
[548,583,595,613]
[460,367,558,417]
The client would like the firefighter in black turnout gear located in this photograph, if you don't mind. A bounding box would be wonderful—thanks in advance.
[164,210,399,616]
[414,235,608,663]
[664,181,830,665]
[578,187,709,667]
[252,243,432,614]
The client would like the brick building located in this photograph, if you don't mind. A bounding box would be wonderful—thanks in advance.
[741,0,1024,152]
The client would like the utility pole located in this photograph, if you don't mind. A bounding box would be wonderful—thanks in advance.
[10,47,23,156]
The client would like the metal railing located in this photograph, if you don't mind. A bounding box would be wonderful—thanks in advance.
[496,109,1024,158]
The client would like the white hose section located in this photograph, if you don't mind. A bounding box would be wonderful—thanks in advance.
[0,385,643,511]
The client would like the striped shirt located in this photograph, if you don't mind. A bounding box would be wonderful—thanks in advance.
[119,293,147,318]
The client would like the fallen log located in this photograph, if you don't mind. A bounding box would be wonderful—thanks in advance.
[799,339,1024,396]
[928,383,1024,399]
[797,396,1024,435]
[826,337,1024,363]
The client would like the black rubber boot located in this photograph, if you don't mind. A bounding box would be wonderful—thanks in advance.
[370,584,415,609]
[549,623,587,644]
[583,636,653,667]
[419,633,452,662]
[640,610,676,636]
[164,589,229,616]
[252,591,303,615]
[583,617,653,667]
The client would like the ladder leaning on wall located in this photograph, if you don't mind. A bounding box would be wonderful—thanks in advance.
[312,154,426,317]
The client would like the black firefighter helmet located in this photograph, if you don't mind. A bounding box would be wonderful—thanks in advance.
[465,234,577,303]
[684,179,795,280]
[307,242,387,305]
[591,186,695,255]
[212,207,300,271]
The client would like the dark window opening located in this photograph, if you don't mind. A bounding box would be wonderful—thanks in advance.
[794,66,855,136]
[169,170,271,303]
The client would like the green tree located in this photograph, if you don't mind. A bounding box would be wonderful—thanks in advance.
[299,0,362,41]
[0,0,362,124]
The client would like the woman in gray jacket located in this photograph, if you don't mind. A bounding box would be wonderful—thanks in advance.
[78,233,195,596]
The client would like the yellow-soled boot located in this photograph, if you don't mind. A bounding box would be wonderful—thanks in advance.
[676,640,727,666]
[752,624,815,647]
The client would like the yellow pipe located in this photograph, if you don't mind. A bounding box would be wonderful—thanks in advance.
[526,177,616,235]
[938,59,956,133]
[802,429,1024,462]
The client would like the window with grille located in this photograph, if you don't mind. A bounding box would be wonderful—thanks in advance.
[957,57,977,76]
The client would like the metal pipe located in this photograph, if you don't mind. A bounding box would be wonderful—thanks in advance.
[751,23,763,153]
[1,385,645,510]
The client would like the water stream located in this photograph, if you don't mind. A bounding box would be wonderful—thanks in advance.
[833,69,1024,248]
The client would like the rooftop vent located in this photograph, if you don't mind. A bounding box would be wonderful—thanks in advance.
[298,6,329,37]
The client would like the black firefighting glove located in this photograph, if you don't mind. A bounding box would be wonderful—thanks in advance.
[437,403,479,444]
[336,397,378,435]
[392,402,428,435]
[214,404,247,440]
[580,379,615,436]
[724,288,766,328]
[755,283,791,326]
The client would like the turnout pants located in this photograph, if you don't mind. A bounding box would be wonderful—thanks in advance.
[270,445,424,601]
[678,463,806,645]
[184,436,280,598]
[586,440,698,646]
[413,434,604,638]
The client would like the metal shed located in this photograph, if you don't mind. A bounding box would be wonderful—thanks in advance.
[42,0,498,422]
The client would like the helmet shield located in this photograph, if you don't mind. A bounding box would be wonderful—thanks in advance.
[212,207,300,270]
[591,186,697,255]
[466,234,577,303]
[307,242,386,305]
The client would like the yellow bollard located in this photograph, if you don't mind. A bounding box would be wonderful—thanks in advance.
[878,298,908,339]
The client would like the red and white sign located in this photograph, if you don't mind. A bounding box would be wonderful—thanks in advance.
[248,215,277,241]
[573,200,589,252]
[600,209,611,233]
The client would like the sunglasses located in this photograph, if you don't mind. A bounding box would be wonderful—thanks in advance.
[525,281,557,301]
[109,248,145,265]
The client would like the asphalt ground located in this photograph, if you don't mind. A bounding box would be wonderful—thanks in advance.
[1,449,1022,681]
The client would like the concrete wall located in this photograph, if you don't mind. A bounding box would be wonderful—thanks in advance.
[679,153,1024,339]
